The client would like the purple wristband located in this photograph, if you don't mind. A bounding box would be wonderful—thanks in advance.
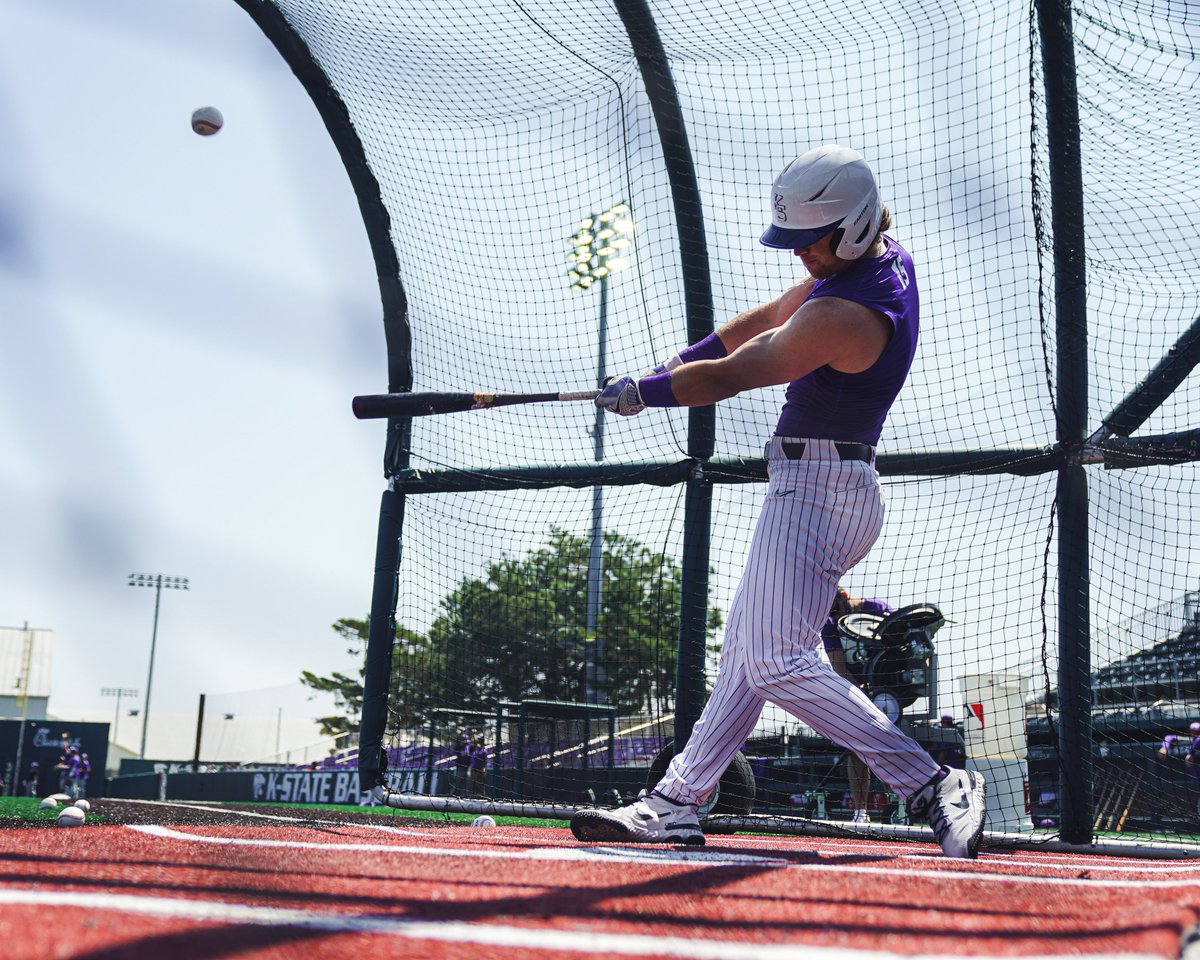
[637,371,680,407]
[676,332,728,364]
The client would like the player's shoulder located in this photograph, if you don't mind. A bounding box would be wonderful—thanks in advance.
[876,235,915,283]
[822,236,913,293]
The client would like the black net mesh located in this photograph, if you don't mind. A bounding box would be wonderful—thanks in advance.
[248,0,1199,846]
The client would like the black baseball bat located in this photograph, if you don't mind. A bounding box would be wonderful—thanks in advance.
[352,389,601,419]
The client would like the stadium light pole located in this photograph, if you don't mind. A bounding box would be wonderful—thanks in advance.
[127,573,189,759]
[568,203,633,703]
[100,686,139,750]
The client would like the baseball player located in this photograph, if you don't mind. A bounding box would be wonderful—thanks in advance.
[570,144,987,858]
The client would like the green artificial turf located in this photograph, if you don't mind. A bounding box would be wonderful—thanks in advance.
[4,794,1197,843]
[0,796,76,822]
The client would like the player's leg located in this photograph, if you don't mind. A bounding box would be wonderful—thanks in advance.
[743,450,985,855]
[653,636,766,807]
[568,656,763,846]
[571,535,773,844]
[646,578,769,806]
[762,659,939,795]
[746,454,938,792]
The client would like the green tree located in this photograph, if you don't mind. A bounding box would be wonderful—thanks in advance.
[300,618,367,738]
[426,527,722,713]
[302,528,723,733]
[301,618,439,737]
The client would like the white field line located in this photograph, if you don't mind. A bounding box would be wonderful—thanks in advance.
[128,825,789,866]
[109,798,435,835]
[721,835,1200,874]
[112,799,1200,874]
[0,887,1168,960]
[126,825,1200,888]
[112,802,1200,876]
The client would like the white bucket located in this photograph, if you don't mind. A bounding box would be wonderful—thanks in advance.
[960,672,1028,758]
[959,673,1031,833]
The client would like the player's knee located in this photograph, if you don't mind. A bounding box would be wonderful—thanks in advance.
[744,647,826,696]
[744,658,796,695]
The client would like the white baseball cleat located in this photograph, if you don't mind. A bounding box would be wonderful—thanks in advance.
[909,767,986,859]
[850,808,871,825]
[570,790,705,846]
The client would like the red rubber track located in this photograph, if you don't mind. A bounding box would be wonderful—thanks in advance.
[2,821,1199,959]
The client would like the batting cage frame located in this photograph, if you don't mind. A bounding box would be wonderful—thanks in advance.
[235,0,1200,854]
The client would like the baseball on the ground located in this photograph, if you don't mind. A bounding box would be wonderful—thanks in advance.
[56,806,85,827]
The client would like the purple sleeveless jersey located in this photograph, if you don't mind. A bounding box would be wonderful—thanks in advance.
[774,235,919,445]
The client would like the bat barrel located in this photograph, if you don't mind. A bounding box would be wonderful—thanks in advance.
[352,390,599,419]
[352,392,505,418]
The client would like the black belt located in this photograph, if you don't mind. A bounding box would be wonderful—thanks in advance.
[779,440,874,463]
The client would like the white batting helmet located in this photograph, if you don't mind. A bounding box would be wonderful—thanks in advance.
[760,144,882,260]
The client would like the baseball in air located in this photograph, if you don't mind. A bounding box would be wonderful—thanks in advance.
[471,815,496,828]
[56,806,86,827]
[191,105,224,136]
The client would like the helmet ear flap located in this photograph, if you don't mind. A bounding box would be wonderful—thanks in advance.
[831,196,882,259]
[828,225,847,257]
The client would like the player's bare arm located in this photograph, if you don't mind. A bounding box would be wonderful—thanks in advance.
[669,297,892,406]
[712,277,817,352]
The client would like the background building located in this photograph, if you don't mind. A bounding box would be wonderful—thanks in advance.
[0,626,52,721]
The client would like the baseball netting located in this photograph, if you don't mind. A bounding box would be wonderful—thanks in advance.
[237,0,1200,851]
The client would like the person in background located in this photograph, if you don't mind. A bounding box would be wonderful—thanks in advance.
[69,751,91,799]
[1160,722,1200,814]
[469,735,490,797]
[451,729,471,795]
[823,586,894,824]
[1157,722,1200,762]
[56,744,78,795]
[22,760,40,797]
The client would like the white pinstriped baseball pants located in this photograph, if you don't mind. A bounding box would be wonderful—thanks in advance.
[656,437,942,805]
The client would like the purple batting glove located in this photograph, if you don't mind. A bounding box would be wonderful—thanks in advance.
[596,375,646,416]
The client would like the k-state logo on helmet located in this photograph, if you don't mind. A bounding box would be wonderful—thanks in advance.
[773,193,787,221]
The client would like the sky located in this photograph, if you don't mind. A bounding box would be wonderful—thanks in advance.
[0,0,385,744]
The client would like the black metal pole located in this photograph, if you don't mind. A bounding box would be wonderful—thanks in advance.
[612,0,715,748]
[1099,314,1200,440]
[192,693,206,769]
[676,468,713,746]
[426,715,436,794]
[359,488,405,790]
[1036,0,1093,844]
